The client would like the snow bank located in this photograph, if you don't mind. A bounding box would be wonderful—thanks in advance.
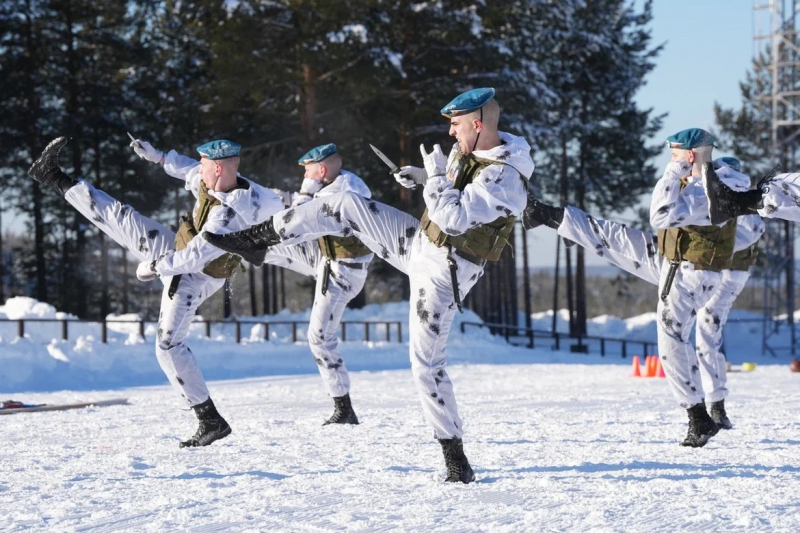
[0,297,787,395]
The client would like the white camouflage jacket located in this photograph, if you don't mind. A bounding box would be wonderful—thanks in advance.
[423,132,535,235]
[650,161,752,229]
[292,170,374,263]
[153,150,285,277]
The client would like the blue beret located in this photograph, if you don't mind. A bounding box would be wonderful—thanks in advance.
[441,88,496,118]
[715,157,742,173]
[666,128,716,150]
[196,139,241,160]
[298,143,337,165]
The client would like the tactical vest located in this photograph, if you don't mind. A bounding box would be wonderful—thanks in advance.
[655,178,738,272]
[317,235,372,260]
[420,152,517,263]
[174,182,243,279]
[730,243,759,271]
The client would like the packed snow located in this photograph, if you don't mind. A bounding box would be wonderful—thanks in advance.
[3,364,800,531]
[2,297,799,531]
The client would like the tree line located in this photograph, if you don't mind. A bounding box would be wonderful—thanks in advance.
[0,0,663,326]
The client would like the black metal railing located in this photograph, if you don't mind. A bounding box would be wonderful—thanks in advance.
[0,318,403,344]
[460,321,654,358]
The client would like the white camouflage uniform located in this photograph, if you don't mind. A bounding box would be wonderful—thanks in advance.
[267,132,534,439]
[558,207,762,403]
[64,150,283,406]
[262,171,373,398]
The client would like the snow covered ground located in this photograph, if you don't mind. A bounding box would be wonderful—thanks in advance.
[3,296,800,531]
[3,364,800,532]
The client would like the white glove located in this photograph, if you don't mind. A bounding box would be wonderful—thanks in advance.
[136,260,159,282]
[420,144,447,180]
[299,178,324,197]
[666,160,692,179]
[393,166,427,189]
[130,139,164,164]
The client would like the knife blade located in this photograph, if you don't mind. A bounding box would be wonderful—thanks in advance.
[126,131,141,149]
[369,144,399,174]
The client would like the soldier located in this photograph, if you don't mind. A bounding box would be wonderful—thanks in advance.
[27,136,284,447]
[526,145,758,446]
[260,144,374,425]
[203,88,535,483]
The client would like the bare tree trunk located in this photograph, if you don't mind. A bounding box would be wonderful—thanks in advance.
[279,268,285,310]
[249,264,257,316]
[521,223,532,331]
[261,265,272,315]
[121,248,129,314]
[559,134,574,335]
[223,279,232,318]
[299,60,317,145]
[22,0,47,302]
[552,236,560,334]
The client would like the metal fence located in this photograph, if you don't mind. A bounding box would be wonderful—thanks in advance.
[0,318,404,344]
[460,321,655,358]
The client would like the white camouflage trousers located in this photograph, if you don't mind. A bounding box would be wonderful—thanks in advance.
[65,180,222,406]
[558,206,737,408]
[263,242,370,398]
[273,191,484,439]
[695,269,749,402]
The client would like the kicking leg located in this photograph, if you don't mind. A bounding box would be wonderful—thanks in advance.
[274,191,418,275]
[263,242,321,278]
[558,206,662,285]
[65,181,175,263]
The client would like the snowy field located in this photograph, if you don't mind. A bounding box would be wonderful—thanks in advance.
[3,364,800,532]
[3,296,800,531]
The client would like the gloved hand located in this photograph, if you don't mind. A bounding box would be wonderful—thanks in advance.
[420,144,447,180]
[665,160,692,180]
[136,260,159,282]
[130,139,164,164]
[298,178,324,197]
[393,166,427,189]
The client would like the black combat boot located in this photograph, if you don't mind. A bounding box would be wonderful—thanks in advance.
[522,197,565,231]
[27,137,78,195]
[680,402,720,448]
[322,393,359,426]
[180,398,232,448]
[709,399,733,430]
[438,437,475,483]
[702,162,762,225]
[202,219,280,265]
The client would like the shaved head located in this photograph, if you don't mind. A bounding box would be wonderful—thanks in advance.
[449,98,502,154]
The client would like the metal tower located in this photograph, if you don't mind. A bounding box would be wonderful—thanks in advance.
[753,0,800,355]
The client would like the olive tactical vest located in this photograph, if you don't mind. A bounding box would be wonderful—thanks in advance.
[317,235,372,260]
[420,152,518,262]
[655,180,737,272]
[174,181,243,279]
[729,243,759,272]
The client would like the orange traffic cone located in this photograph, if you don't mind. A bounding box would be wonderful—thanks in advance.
[631,355,642,377]
[656,357,666,378]
[646,355,657,378]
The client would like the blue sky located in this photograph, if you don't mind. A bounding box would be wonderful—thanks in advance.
[525,0,756,267]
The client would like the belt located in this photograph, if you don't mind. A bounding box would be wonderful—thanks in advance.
[337,261,365,270]
[453,249,485,266]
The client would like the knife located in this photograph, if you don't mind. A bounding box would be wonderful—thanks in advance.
[126,131,141,149]
[369,144,399,175]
